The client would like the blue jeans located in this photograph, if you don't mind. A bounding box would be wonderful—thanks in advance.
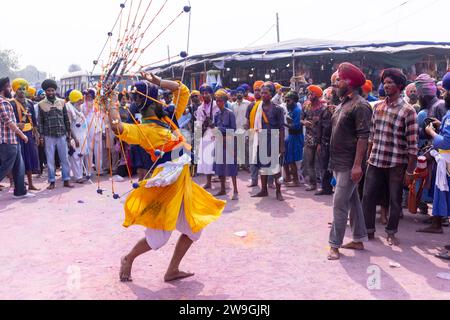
[329,170,368,248]
[44,136,71,183]
[250,164,259,184]
[0,144,26,196]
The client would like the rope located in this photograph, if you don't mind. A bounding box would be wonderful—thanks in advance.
[89,0,193,198]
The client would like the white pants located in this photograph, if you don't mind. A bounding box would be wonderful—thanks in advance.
[85,133,103,176]
[145,203,202,251]
[197,129,216,175]
[69,154,84,180]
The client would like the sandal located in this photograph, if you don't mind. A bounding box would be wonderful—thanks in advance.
[435,252,450,261]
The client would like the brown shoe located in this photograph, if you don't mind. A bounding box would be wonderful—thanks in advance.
[64,181,75,189]
[47,183,56,190]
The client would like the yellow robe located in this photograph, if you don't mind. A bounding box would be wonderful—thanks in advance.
[117,83,226,233]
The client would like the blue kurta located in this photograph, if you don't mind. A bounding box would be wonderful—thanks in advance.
[284,103,304,165]
[432,110,450,217]
[213,108,238,177]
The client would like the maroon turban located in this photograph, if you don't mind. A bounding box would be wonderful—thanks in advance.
[338,63,366,88]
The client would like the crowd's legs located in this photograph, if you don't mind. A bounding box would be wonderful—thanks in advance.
[303,144,318,191]
[329,170,368,260]
[318,144,333,195]
[363,165,407,245]
[44,136,72,189]
[0,144,26,197]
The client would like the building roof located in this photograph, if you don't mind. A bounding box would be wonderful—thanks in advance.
[147,38,450,74]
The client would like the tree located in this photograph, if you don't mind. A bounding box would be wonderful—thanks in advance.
[68,64,82,73]
[16,65,47,84]
[0,49,19,78]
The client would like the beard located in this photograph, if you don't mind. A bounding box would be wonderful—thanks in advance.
[337,87,348,98]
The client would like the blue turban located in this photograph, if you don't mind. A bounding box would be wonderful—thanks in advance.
[37,89,45,96]
[236,86,245,94]
[240,83,250,92]
[84,88,96,100]
[443,72,450,91]
[378,83,386,97]
[230,90,237,95]
[199,84,213,94]
[133,81,159,108]
[65,89,74,100]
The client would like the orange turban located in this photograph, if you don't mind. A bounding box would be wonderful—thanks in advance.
[362,80,373,94]
[191,90,200,96]
[253,80,264,91]
[274,83,282,91]
[338,62,366,88]
[214,89,229,101]
[26,87,37,98]
[307,85,323,98]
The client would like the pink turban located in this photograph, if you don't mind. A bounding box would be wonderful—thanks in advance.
[405,83,417,98]
[415,74,437,97]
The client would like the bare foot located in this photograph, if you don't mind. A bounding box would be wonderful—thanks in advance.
[231,193,239,201]
[328,248,340,261]
[164,271,195,282]
[387,235,400,246]
[119,256,133,282]
[28,185,40,191]
[380,215,388,225]
[214,191,227,197]
[342,242,364,251]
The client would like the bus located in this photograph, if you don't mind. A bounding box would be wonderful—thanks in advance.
[59,71,135,96]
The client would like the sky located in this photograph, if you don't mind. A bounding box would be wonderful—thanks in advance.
[0,0,449,78]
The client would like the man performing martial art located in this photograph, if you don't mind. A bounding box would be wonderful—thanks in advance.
[108,72,226,282]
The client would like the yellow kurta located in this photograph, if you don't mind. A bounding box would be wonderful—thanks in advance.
[117,83,226,233]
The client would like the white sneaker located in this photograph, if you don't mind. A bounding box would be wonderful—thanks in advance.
[13,193,37,199]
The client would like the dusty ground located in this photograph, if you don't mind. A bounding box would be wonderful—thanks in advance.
[1,172,450,300]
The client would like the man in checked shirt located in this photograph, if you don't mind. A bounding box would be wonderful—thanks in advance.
[0,77,36,199]
[363,69,418,246]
